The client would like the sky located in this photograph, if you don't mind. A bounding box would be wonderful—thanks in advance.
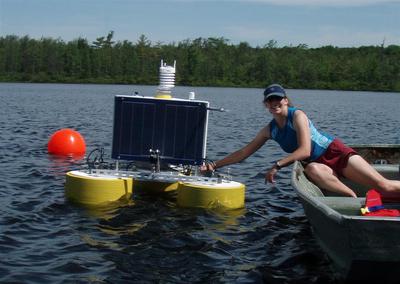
[0,0,399,48]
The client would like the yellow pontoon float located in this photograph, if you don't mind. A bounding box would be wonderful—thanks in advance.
[65,60,245,209]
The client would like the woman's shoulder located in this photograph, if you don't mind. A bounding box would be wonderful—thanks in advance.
[292,108,310,126]
[291,107,307,117]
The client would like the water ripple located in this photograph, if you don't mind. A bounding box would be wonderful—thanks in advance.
[1,83,399,283]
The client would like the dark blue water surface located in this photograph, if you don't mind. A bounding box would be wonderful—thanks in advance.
[0,83,399,283]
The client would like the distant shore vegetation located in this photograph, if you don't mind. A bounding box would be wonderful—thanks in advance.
[0,31,399,92]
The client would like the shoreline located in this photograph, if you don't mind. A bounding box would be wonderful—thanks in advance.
[0,79,398,93]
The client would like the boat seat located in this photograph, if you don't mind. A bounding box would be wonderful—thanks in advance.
[315,196,365,215]
[372,164,400,179]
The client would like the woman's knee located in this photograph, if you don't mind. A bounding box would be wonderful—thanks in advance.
[304,163,331,180]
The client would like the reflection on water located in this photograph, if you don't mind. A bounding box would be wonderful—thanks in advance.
[47,154,86,176]
[78,199,136,220]
[0,83,399,283]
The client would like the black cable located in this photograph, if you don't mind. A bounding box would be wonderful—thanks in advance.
[125,161,137,171]
[86,148,105,170]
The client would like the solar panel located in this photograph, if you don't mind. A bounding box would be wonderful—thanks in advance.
[111,96,209,165]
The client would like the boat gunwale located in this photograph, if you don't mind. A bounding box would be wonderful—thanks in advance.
[291,162,344,223]
[349,143,400,148]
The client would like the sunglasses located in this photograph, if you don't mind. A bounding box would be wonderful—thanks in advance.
[263,96,285,103]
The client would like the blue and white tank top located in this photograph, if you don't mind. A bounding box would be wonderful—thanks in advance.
[269,107,333,161]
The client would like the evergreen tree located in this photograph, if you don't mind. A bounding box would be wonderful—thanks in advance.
[0,33,399,92]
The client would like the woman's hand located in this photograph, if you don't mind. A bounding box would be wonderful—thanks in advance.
[265,166,279,184]
[200,161,216,174]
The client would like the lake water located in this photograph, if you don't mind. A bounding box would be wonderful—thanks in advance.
[0,83,399,283]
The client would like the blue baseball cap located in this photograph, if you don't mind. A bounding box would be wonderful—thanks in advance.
[263,84,286,102]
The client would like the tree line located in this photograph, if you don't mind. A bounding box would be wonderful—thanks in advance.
[0,32,399,91]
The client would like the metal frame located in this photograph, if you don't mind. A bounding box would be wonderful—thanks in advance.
[86,169,227,184]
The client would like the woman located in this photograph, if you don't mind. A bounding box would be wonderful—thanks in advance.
[201,84,400,198]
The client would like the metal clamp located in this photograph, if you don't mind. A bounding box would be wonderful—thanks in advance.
[149,149,161,173]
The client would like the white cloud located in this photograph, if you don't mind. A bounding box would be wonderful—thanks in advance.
[233,0,400,6]
[223,24,400,47]
[311,25,399,47]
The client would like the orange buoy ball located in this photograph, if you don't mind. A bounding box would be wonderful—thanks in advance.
[48,129,86,156]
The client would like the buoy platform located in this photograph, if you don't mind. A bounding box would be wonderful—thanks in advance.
[64,60,245,209]
[65,169,245,209]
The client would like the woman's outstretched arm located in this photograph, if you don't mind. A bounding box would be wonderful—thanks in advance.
[203,125,271,171]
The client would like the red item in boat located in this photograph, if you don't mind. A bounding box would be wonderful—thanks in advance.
[365,189,382,208]
[364,209,400,217]
[362,189,400,217]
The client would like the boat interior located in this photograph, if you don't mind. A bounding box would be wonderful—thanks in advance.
[293,145,400,216]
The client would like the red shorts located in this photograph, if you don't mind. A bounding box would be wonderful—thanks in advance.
[313,138,357,177]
